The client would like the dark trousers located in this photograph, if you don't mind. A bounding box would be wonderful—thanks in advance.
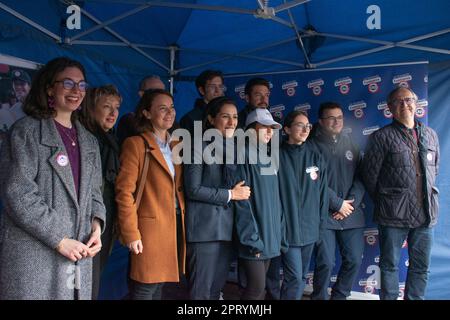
[130,280,163,300]
[239,258,271,300]
[378,225,433,300]
[92,211,115,300]
[265,256,282,300]
[311,228,365,300]
[281,243,315,300]
[186,241,233,300]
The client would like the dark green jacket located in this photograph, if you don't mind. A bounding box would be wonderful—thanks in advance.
[234,144,288,260]
[279,141,329,246]
[311,126,366,230]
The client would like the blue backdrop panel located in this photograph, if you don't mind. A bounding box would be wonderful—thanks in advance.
[224,62,428,298]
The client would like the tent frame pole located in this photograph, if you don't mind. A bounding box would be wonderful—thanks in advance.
[169,46,177,95]
[0,2,61,42]
[60,0,169,72]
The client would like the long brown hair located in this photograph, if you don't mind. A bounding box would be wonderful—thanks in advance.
[134,89,173,133]
[23,57,86,120]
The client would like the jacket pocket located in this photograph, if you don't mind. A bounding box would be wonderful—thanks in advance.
[430,186,439,222]
[377,187,409,220]
[389,148,410,168]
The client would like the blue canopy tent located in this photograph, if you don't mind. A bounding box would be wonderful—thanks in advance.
[1,0,449,299]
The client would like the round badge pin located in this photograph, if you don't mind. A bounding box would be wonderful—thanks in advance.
[427,153,433,162]
[56,153,69,167]
[310,171,318,180]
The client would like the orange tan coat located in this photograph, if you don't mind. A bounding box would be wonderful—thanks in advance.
[115,131,185,284]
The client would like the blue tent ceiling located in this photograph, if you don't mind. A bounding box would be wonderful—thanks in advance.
[1,0,449,78]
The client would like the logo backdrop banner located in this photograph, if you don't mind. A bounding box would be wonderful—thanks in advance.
[225,62,428,298]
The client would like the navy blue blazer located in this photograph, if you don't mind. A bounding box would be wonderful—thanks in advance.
[183,143,234,242]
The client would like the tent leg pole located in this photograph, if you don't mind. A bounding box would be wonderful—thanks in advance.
[169,46,177,95]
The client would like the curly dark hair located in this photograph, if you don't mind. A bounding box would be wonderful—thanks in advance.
[23,57,86,120]
[134,89,173,133]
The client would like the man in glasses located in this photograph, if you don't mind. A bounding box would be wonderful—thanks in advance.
[310,101,366,300]
[180,70,225,135]
[362,87,440,300]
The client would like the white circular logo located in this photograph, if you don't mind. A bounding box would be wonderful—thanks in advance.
[427,153,433,162]
[366,235,376,245]
[286,87,295,97]
[345,150,354,161]
[415,106,425,118]
[354,108,364,119]
[383,108,393,118]
[56,154,69,167]
[310,171,318,181]
[339,84,350,95]
[368,83,379,93]
[365,285,374,294]
[312,86,322,96]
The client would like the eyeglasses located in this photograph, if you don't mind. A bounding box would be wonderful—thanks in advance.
[205,84,227,92]
[390,97,416,106]
[292,123,313,131]
[321,115,344,122]
[54,79,88,92]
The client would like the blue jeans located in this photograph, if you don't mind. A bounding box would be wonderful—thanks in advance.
[378,225,433,300]
[281,244,315,300]
[311,228,365,300]
[265,256,282,300]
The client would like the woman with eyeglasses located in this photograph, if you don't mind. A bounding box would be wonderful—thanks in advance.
[0,57,106,300]
[78,84,122,299]
[115,89,185,300]
[183,96,251,300]
[278,110,329,300]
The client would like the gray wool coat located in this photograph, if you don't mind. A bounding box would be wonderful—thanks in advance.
[0,116,106,300]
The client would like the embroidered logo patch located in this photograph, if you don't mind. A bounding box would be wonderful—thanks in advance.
[345,150,354,161]
[306,166,319,180]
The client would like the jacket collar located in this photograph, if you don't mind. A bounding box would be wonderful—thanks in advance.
[141,131,179,179]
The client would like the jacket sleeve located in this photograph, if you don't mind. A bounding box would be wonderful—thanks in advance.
[90,139,106,233]
[280,206,289,254]
[0,125,69,249]
[184,161,229,206]
[115,137,142,244]
[320,157,330,229]
[346,145,366,209]
[362,131,386,199]
[328,187,344,213]
[233,164,264,254]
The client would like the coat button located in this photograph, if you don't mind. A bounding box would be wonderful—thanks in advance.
[223,205,229,209]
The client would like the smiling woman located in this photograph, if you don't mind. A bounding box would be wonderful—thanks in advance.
[0,57,106,300]
[78,84,122,299]
[115,89,186,300]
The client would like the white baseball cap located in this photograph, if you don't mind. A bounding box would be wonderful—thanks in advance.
[245,108,282,129]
